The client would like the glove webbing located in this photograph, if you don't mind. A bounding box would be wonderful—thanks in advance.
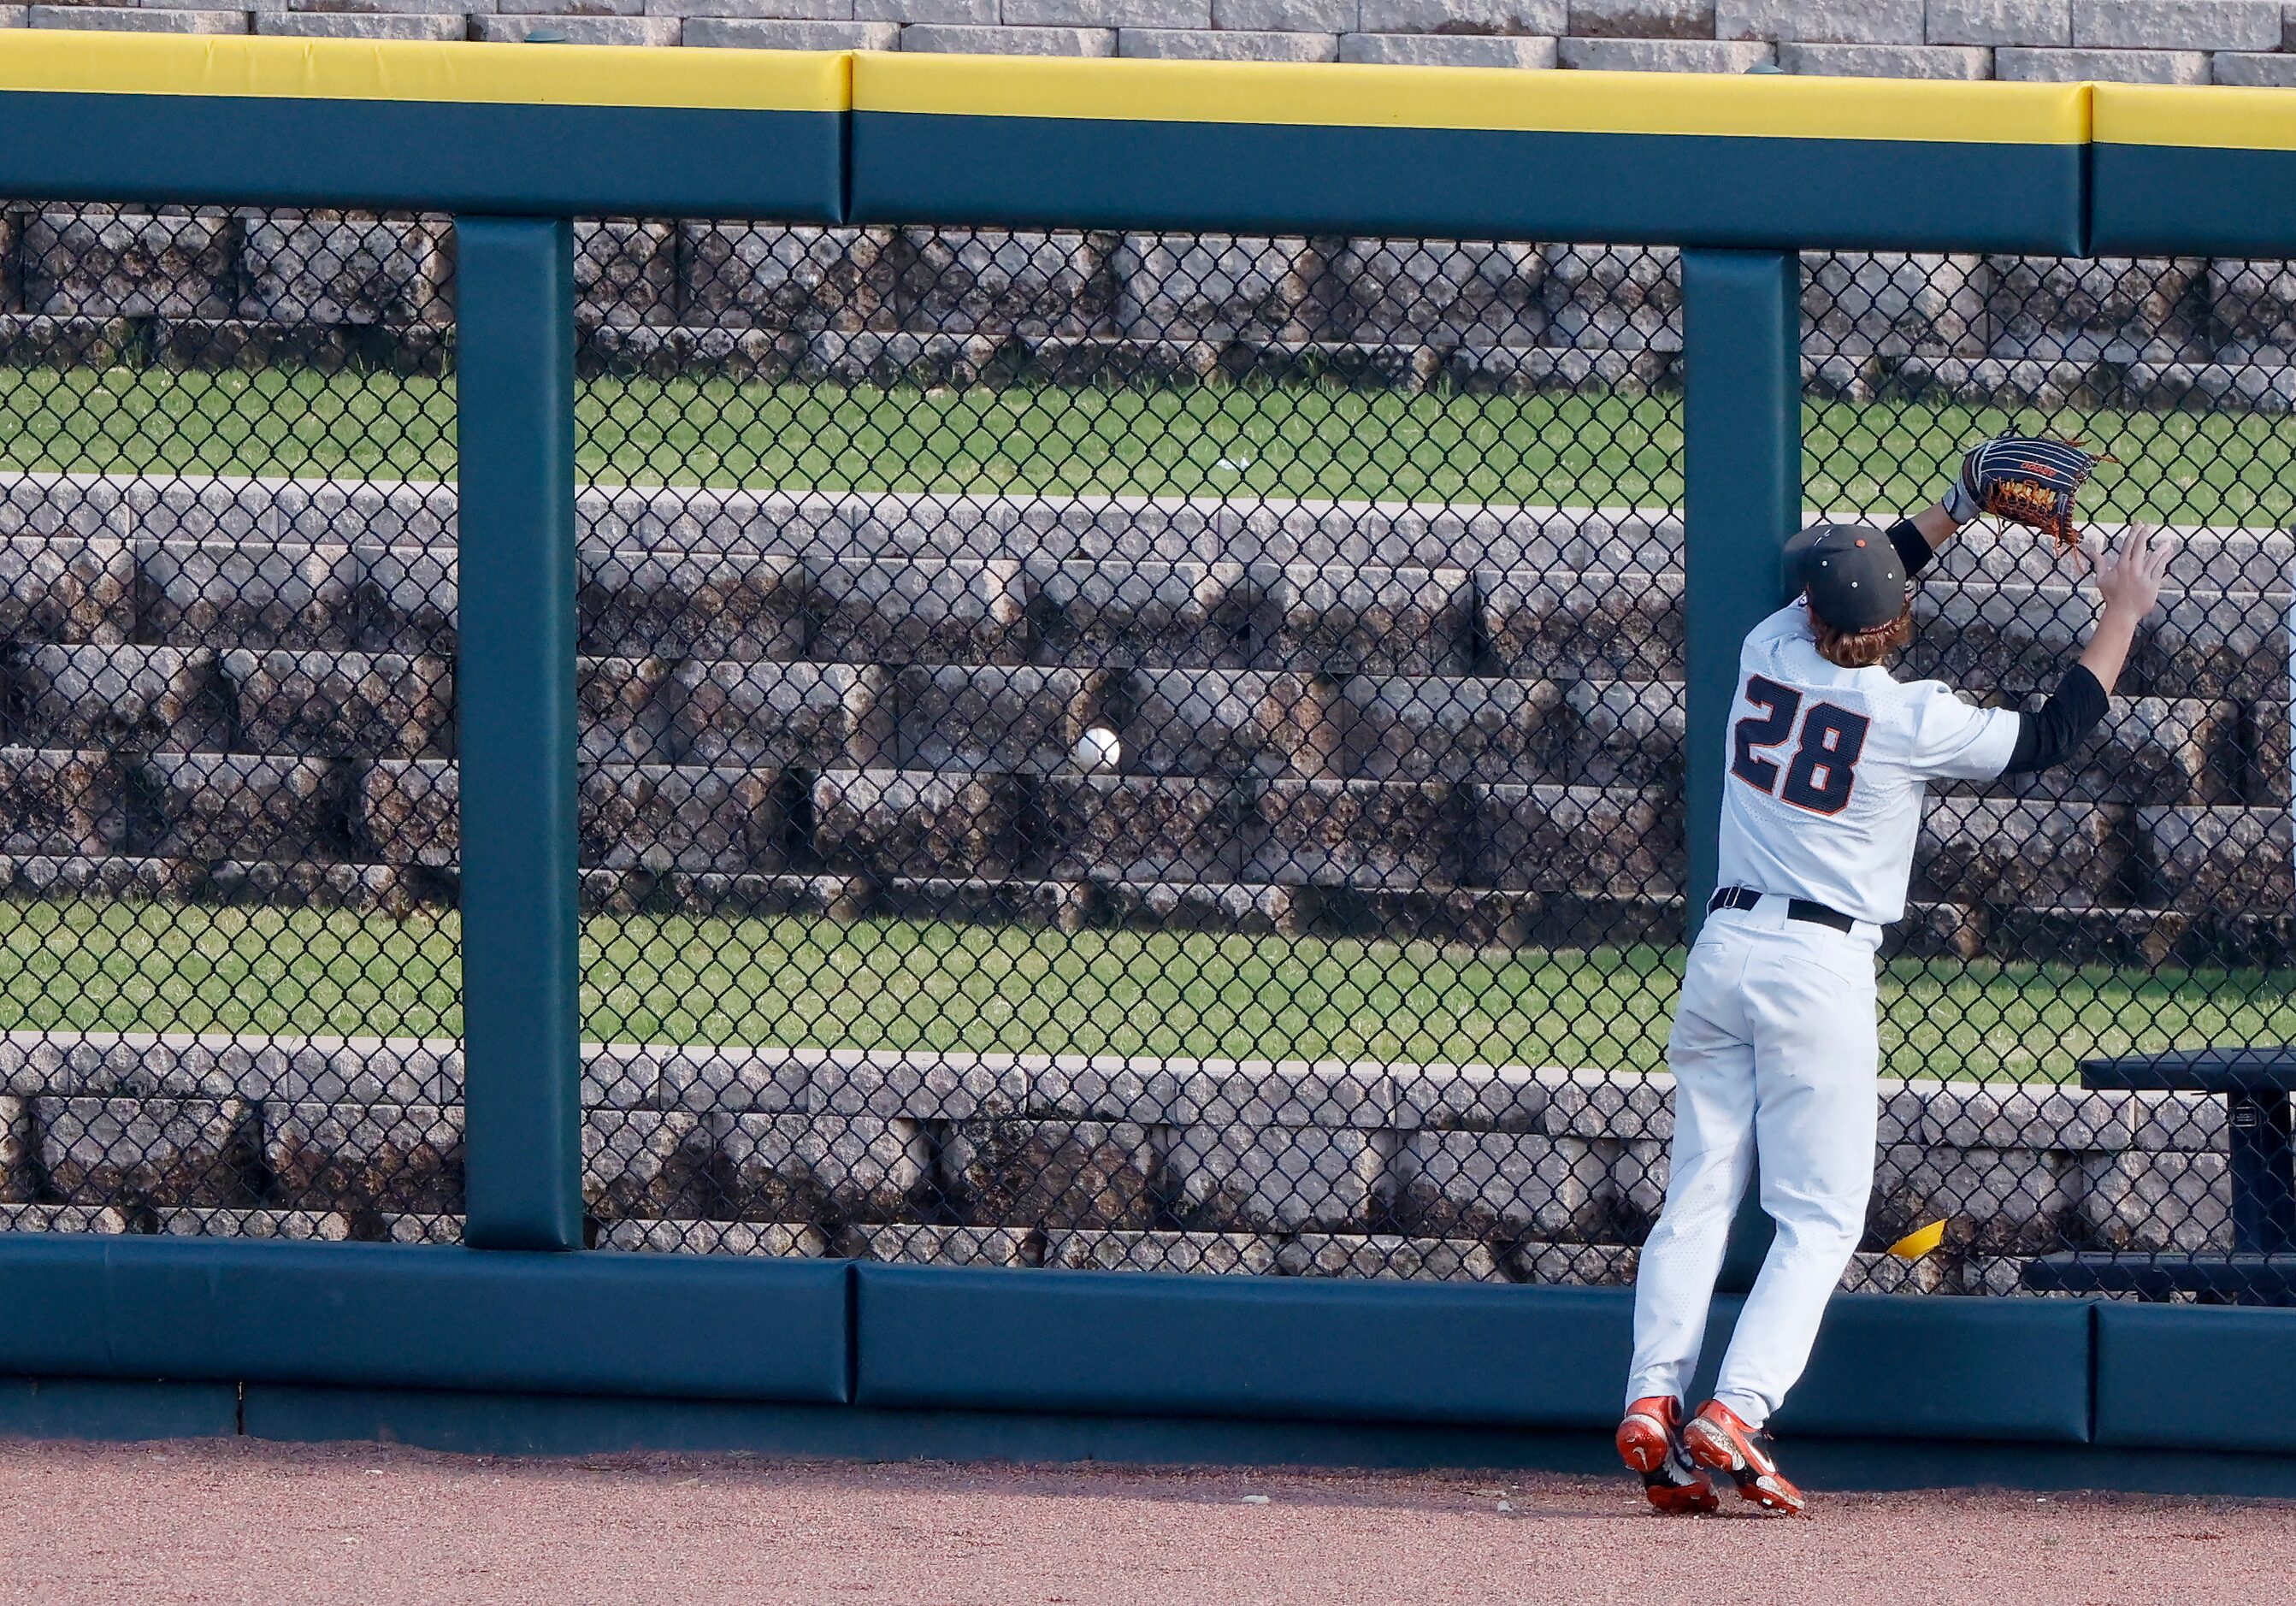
[1987,477,2062,524]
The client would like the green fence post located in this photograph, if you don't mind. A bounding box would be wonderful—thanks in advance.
[1681,249,1803,1292]
[455,216,583,1253]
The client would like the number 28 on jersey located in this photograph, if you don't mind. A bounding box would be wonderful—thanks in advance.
[1730,675,1870,815]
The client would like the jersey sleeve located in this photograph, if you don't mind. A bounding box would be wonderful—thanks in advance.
[1903,681,2023,782]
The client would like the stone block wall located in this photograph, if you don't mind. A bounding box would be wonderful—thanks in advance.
[23,210,2296,433]
[0,1030,2252,1292]
[590,227,2296,414]
[0,473,2286,967]
[0,204,454,376]
[14,4,2296,90]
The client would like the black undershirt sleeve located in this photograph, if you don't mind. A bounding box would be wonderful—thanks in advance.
[2001,664,2110,776]
[1886,517,1934,581]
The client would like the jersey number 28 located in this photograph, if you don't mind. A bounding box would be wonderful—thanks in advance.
[1730,675,1869,814]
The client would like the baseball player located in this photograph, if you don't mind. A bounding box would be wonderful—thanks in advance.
[1616,438,2174,1517]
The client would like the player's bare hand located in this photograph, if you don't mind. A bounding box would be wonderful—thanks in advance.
[2088,524,2175,623]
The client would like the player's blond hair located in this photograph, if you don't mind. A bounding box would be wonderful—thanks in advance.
[1810,600,1913,670]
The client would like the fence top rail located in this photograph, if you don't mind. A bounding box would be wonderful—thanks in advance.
[2096,81,2296,152]
[0,33,845,217]
[2092,82,2296,253]
[0,32,847,115]
[848,55,2090,251]
[0,38,2289,250]
[853,53,2090,148]
[5,39,2296,150]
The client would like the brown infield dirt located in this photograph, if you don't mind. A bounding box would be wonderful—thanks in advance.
[1,1437,2289,1606]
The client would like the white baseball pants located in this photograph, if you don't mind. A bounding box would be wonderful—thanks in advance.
[1624,896,1880,1429]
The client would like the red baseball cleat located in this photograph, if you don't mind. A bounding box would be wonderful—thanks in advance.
[1681,1400,1808,1516]
[1616,1396,1720,1515]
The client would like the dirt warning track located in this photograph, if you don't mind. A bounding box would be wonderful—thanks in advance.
[1,1437,2287,1606]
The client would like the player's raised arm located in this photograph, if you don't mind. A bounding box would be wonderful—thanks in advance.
[1995,523,2175,777]
[2074,523,2177,694]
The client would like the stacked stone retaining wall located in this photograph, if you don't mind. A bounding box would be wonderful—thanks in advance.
[18,211,2296,420]
[1,474,2287,962]
[0,1031,2246,1291]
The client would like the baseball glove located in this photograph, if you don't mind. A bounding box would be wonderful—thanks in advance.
[1949,435,2104,550]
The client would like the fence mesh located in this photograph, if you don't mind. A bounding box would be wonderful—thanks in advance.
[1803,249,2295,1303]
[572,227,1686,1280]
[0,204,463,1244]
[2,216,2287,1306]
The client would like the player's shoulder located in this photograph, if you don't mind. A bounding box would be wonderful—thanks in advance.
[1739,604,1817,678]
[1742,601,1813,650]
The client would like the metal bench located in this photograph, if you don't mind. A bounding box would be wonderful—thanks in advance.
[2023,1050,2296,1306]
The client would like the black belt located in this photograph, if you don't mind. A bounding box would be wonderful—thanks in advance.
[1708,886,1856,935]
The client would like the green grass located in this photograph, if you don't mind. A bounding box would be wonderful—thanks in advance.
[2,899,2288,1086]
[3,364,2294,524]
[0,367,458,482]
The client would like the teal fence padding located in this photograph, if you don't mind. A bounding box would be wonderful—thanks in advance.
[1780,1294,2093,1445]
[0,1237,853,1404]
[0,1379,243,1443]
[0,95,846,219]
[2091,145,2296,257]
[457,216,585,1255]
[855,1264,1634,1426]
[2094,1304,2296,1454]
[854,1266,2093,1445]
[1681,249,1804,938]
[847,115,2085,251]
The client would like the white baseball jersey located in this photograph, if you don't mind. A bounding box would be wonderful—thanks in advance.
[1716,601,2022,927]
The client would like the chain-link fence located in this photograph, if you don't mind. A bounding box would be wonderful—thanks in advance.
[1803,250,2295,1303]
[3,214,2287,1305]
[0,204,463,1244]
[572,227,1687,1281]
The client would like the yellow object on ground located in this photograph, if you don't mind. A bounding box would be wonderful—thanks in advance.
[1887,1220,1948,1259]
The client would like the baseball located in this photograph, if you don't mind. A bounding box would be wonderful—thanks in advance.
[1072,726,1123,772]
